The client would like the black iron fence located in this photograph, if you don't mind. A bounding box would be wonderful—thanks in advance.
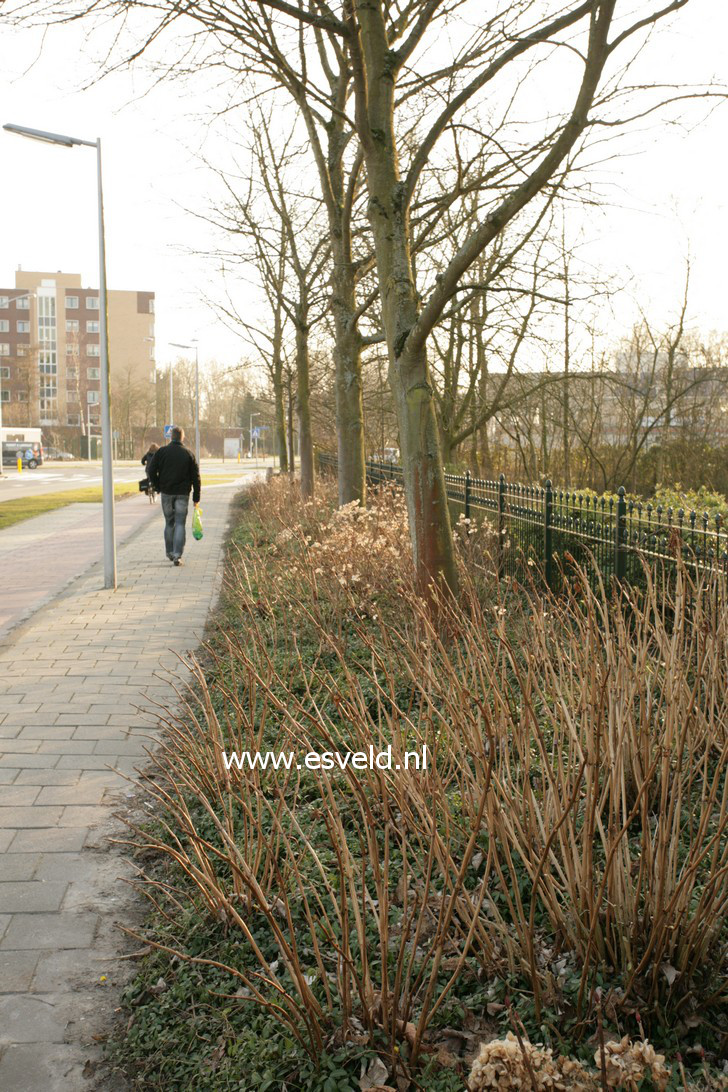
[318,452,728,591]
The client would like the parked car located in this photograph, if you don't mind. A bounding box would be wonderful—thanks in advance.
[1,440,44,468]
[45,447,75,461]
[373,447,400,464]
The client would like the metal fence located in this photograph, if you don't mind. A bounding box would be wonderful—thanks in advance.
[318,452,728,591]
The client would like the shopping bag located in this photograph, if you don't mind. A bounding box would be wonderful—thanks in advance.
[192,505,203,541]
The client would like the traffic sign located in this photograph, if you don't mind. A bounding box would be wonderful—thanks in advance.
[164,424,174,440]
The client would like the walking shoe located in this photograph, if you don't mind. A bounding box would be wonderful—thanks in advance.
[167,554,174,561]
[173,557,184,566]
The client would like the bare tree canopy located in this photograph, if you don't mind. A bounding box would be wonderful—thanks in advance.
[9,0,723,590]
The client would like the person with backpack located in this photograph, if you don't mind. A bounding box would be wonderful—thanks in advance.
[148,427,201,566]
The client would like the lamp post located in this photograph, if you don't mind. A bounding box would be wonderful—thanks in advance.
[169,341,200,465]
[4,122,116,589]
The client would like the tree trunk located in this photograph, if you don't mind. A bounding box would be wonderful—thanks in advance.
[287,369,295,474]
[391,346,458,595]
[333,298,366,504]
[295,308,314,499]
[274,361,288,473]
[356,12,458,594]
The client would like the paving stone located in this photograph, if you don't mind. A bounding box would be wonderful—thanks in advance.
[59,805,122,828]
[0,1043,88,1092]
[0,911,98,951]
[31,946,119,992]
[0,855,40,881]
[36,740,96,755]
[11,770,80,786]
[35,785,107,806]
[71,725,121,740]
[55,755,120,770]
[0,882,69,913]
[0,806,63,828]
[0,993,69,1042]
[17,725,76,740]
[0,786,40,807]
[0,769,19,784]
[0,753,59,769]
[0,950,40,992]
[93,739,152,755]
[8,828,89,853]
[0,739,42,753]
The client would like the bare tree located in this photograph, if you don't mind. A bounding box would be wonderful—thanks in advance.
[13,0,723,590]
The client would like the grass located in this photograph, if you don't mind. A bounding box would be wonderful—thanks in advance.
[105,478,728,1090]
[0,481,140,530]
[0,474,247,530]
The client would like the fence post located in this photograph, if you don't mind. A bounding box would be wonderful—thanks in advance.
[464,469,471,521]
[544,480,553,590]
[615,486,627,582]
[497,474,506,578]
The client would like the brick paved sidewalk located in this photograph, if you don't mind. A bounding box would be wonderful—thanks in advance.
[0,476,258,1090]
[0,498,158,641]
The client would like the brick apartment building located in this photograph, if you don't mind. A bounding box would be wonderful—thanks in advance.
[0,270,155,438]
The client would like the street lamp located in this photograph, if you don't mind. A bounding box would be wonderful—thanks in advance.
[169,341,200,465]
[4,122,116,590]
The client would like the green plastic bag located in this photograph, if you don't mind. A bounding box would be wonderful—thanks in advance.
[192,505,203,541]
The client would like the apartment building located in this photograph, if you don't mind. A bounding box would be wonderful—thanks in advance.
[0,270,155,429]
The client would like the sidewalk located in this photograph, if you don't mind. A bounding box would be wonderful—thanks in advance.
[0,475,258,1090]
[0,498,157,641]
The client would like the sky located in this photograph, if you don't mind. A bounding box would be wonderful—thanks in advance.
[0,1,726,377]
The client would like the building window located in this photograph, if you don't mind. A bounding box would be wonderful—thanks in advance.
[86,320,99,333]
[15,296,30,310]
[87,390,99,404]
[67,413,81,425]
[87,344,100,357]
[66,319,79,333]
[17,344,29,357]
[0,296,8,309]
[86,296,100,310]
[16,390,28,402]
[0,320,8,333]
[66,344,78,356]
[0,390,9,403]
[0,344,9,356]
[37,293,57,369]
[17,320,30,333]
[66,390,79,402]
[0,366,9,379]
[149,299,155,313]
[87,367,100,380]
[66,296,79,309]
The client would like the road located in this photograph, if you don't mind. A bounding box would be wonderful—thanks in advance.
[0,458,274,502]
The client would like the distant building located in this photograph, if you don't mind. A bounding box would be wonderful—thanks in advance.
[0,270,155,429]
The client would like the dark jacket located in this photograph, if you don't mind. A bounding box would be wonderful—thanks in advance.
[141,450,156,478]
[149,441,201,504]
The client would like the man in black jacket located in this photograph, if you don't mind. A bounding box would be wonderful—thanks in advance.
[148,427,201,566]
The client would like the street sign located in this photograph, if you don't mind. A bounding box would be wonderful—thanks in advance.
[164,424,174,441]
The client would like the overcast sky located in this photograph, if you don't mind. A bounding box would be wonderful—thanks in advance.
[0,2,726,375]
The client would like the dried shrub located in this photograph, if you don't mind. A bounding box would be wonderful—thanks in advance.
[125,477,728,1084]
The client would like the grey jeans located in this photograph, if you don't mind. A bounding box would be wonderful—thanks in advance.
[161,494,189,558]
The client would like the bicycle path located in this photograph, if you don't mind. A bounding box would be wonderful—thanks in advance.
[0,472,260,1090]
[0,499,158,642]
